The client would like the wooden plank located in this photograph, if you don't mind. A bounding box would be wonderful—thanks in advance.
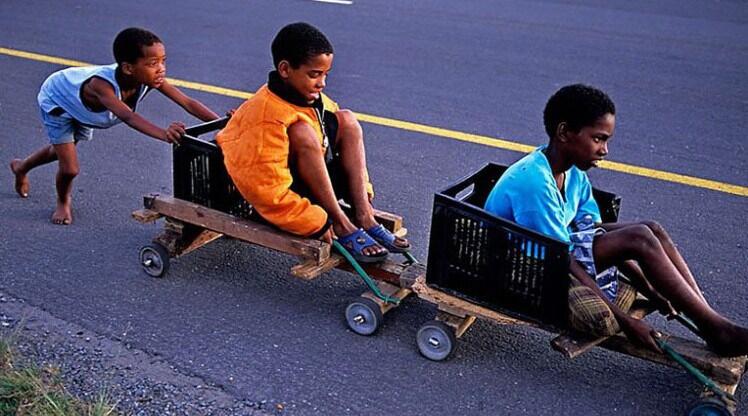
[153,229,182,256]
[164,217,184,233]
[399,263,427,289]
[151,218,222,257]
[132,208,162,223]
[291,256,344,280]
[411,276,531,327]
[437,304,469,319]
[291,253,412,284]
[436,311,476,338]
[394,227,408,239]
[143,194,330,263]
[372,208,403,233]
[333,257,408,286]
[361,281,412,315]
[178,229,223,257]
[600,334,747,385]
[551,298,656,359]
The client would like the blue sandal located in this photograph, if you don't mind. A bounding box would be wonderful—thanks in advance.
[366,224,411,253]
[337,229,389,263]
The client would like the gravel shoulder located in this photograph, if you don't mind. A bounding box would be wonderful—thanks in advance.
[0,289,271,416]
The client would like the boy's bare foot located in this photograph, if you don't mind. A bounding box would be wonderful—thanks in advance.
[10,159,29,198]
[51,200,73,225]
[705,322,748,357]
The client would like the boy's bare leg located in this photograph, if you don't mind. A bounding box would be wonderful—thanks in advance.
[594,224,748,356]
[642,220,707,303]
[51,143,79,225]
[10,144,58,197]
[604,221,706,303]
[617,260,676,316]
[288,121,385,257]
[334,110,408,249]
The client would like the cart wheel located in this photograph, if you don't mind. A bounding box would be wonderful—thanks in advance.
[688,397,734,416]
[417,320,456,361]
[345,298,383,336]
[139,243,170,278]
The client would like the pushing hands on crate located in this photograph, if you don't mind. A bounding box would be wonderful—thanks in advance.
[483,84,748,357]
[216,22,410,263]
[10,27,221,225]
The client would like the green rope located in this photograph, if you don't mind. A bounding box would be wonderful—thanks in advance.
[673,313,701,336]
[332,240,400,304]
[402,251,419,264]
[655,336,735,403]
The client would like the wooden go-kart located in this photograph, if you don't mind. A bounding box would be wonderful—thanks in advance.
[396,163,746,416]
[131,118,744,415]
[132,117,415,336]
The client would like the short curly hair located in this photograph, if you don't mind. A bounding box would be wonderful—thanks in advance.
[113,27,162,65]
[543,84,615,139]
[271,22,333,69]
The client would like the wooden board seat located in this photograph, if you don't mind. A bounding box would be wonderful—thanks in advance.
[551,298,655,359]
[134,193,410,281]
[408,274,747,387]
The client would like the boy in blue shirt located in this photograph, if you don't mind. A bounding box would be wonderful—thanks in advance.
[484,84,748,356]
[10,27,220,225]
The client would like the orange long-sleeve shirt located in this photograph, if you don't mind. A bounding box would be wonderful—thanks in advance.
[216,84,371,237]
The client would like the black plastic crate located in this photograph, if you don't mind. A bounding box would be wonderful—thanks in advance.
[426,163,621,327]
[172,118,254,219]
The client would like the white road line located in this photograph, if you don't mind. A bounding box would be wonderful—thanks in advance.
[312,0,353,4]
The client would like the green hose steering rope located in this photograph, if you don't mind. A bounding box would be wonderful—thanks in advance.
[403,251,419,264]
[673,313,700,336]
[655,336,735,403]
[332,240,400,304]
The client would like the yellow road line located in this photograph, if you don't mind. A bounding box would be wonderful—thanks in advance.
[168,79,252,100]
[0,47,254,100]
[2,46,746,197]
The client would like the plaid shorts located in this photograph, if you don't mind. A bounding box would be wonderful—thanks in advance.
[568,275,637,336]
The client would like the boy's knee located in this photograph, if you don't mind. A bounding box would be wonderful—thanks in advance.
[288,122,322,153]
[58,168,80,180]
[58,165,79,179]
[335,109,361,131]
[627,224,659,252]
[641,220,668,240]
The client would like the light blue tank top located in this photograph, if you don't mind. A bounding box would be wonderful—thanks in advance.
[37,64,149,128]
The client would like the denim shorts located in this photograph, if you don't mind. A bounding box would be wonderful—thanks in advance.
[40,107,94,145]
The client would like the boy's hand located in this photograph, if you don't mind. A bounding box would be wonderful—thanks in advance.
[319,228,334,245]
[621,317,661,353]
[164,122,186,144]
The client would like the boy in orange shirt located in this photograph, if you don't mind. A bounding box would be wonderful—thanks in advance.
[217,22,409,262]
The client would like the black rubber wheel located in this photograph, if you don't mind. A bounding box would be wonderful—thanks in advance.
[416,320,457,361]
[345,297,383,336]
[139,243,170,278]
[688,397,733,416]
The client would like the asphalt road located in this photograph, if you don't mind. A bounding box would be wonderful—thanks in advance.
[1,1,746,415]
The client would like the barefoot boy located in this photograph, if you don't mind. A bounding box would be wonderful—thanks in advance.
[216,22,409,262]
[484,84,748,356]
[10,27,220,225]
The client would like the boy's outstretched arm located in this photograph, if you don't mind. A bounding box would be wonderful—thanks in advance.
[87,78,184,143]
[157,80,219,122]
